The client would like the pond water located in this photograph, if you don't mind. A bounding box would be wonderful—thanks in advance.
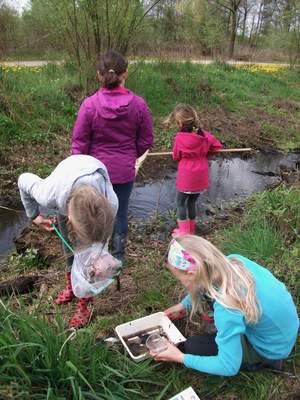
[0,208,29,259]
[129,151,299,223]
[0,151,299,259]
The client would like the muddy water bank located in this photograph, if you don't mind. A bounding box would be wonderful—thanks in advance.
[0,151,299,259]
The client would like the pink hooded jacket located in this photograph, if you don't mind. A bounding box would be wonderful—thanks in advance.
[172,130,222,192]
[71,87,154,184]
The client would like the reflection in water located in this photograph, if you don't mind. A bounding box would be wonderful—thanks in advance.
[0,208,29,258]
[0,152,299,258]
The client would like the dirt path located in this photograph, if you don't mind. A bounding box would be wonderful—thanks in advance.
[1,60,62,67]
[2,60,290,67]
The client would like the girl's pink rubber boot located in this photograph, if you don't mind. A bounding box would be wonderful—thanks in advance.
[172,219,191,237]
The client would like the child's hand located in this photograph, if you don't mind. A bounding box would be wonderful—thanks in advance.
[164,303,187,319]
[150,340,184,364]
[33,213,55,231]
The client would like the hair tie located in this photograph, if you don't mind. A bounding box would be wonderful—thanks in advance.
[109,69,115,74]
[168,239,197,271]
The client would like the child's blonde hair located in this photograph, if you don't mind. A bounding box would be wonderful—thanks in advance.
[170,235,262,324]
[67,186,115,246]
[164,104,200,132]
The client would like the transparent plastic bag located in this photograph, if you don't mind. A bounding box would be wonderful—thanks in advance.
[71,244,122,298]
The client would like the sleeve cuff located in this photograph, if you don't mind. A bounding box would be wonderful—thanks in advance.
[30,213,40,221]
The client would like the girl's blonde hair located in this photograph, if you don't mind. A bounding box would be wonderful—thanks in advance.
[171,235,262,324]
[164,104,200,132]
[67,186,115,246]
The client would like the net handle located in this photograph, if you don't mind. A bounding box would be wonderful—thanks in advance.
[46,213,74,253]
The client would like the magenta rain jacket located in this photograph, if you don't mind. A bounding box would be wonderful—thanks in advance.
[71,88,154,184]
[172,130,222,192]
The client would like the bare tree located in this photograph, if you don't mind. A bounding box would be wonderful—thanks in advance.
[210,0,242,58]
[0,3,22,57]
[21,0,163,90]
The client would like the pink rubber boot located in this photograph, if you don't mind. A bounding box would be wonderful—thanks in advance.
[55,273,75,305]
[69,297,94,328]
[172,219,191,237]
[190,220,196,234]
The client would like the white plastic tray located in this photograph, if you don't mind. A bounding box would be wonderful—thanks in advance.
[115,312,186,362]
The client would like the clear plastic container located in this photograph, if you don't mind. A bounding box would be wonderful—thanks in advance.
[146,333,168,354]
[202,311,217,333]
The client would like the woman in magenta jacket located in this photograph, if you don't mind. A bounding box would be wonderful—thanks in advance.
[71,50,154,263]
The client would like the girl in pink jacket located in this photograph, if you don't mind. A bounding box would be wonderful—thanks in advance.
[165,104,222,236]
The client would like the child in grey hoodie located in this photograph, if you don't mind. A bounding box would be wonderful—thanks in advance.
[18,154,119,328]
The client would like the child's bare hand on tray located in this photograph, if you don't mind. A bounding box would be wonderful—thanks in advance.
[150,340,184,364]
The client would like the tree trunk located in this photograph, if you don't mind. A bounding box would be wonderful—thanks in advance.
[228,0,241,58]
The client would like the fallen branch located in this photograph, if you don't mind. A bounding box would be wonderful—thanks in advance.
[0,275,39,296]
[135,150,149,175]
[0,205,23,212]
[147,148,253,156]
[135,148,253,174]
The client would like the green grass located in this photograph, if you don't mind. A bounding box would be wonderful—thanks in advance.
[0,63,78,145]
[217,218,284,264]
[0,298,167,399]
[1,60,300,157]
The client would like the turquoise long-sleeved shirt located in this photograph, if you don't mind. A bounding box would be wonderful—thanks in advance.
[181,255,299,376]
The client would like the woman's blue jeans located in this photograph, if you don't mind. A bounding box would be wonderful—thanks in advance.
[112,180,135,234]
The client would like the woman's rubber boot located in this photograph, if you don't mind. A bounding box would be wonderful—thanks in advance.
[69,297,93,328]
[111,231,127,265]
[190,220,196,234]
[172,219,190,237]
[55,273,75,305]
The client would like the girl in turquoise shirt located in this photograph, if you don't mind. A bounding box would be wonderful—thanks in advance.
[150,236,299,376]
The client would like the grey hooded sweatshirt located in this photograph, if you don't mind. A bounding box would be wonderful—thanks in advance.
[18,154,118,220]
